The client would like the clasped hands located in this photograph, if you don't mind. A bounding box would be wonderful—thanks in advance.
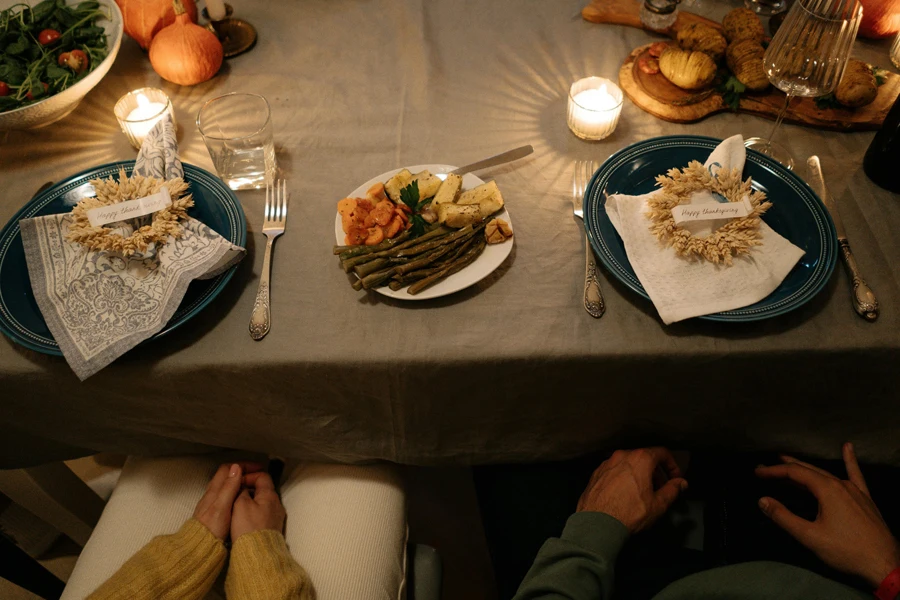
[577,444,900,589]
[193,462,286,545]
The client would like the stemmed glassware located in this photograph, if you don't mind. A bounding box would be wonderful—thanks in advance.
[744,0,862,170]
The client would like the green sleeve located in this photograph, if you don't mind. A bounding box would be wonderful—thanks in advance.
[513,512,630,600]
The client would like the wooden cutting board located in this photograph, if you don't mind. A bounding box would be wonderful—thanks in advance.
[583,0,900,131]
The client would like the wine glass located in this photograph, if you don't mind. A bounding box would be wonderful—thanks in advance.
[744,0,862,169]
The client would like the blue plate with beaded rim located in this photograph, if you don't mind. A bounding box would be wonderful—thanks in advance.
[583,135,838,322]
[0,161,246,355]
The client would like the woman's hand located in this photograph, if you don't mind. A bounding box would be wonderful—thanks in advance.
[756,443,900,588]
[194,462,264,541]
[231,471,287,542]
[577,447,688,534]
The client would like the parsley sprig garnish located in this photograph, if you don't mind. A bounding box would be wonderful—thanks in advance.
[399,180,427,239]
[718,75,746,111]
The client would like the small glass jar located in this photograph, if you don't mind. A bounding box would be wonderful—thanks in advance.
[114,88,176,150]
[640,0,680,30]
[567,77,624,141]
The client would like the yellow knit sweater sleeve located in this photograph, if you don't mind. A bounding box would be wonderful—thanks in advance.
[225,529,313,600]
[87,519,226,600]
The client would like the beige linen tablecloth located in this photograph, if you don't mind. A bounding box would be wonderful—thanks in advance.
[1,0,899,468]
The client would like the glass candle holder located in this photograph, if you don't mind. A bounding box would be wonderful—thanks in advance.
[567,77,624,141]
[892,33,900,70]
[114,88,176,150]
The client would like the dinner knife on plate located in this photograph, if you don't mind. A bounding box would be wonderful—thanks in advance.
[449,145,534,176]
[806,156,879,322]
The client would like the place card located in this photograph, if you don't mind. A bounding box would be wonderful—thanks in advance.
[671,198,752,225]
[87,187,172,227]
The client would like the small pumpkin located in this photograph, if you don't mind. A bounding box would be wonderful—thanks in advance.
[858,0,900,39]
[149,0,223,86]
[115,0,199,50]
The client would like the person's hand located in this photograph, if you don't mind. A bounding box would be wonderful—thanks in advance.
[194,462,264,541]
[756,442,900,588]
[231,471,287,542]
[577,447,688,534]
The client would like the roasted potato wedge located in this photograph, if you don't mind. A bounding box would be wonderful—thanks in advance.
[384,169,413,203]
[437,203,482,228]
[433,173,463,206]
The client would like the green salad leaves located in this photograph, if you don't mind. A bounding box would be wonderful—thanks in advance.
[0,0,109,111]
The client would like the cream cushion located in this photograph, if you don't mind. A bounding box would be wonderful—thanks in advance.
[61,456,407,600]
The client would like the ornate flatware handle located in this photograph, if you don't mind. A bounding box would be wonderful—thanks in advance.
[839,239,878,322]
[249,237,274,340]
[584,244,606,319]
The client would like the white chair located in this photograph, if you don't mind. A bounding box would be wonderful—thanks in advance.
[58,456,437,600]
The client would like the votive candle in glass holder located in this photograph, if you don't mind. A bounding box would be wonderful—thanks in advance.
[114,88,176,150]
[567,77,624,141]
[892,33,900,70]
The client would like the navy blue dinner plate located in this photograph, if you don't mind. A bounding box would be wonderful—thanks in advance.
[583,135,838,322]
[0,161,246,355]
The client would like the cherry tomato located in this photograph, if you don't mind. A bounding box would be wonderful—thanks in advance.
[25,82,49,101]
[58,50,89,74]
[648,42,669,58]
[38,29,61,45]
[638,57,660,75]
[0,82,9,97]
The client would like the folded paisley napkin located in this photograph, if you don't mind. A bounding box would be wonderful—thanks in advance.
[605,135,805,324]
[19,117,245,380]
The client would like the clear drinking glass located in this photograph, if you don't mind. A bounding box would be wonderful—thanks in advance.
[197,93,277,190]
[744,0,862,169]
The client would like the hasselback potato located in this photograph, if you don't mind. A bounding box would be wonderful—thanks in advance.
[659,47,717,90]
[835,60,878,107]
[722,8,765,43]
[677,23,728,63]
[726,39,770,91]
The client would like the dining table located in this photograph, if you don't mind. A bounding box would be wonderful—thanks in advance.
[1,0,899,470]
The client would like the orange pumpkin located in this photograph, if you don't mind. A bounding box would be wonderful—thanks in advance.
[859,0,900,39]
[115,0,199,50]
[149,0,223,86]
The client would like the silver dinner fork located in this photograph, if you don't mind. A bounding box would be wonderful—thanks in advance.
[249,179,288,340]
[573,161,605,319]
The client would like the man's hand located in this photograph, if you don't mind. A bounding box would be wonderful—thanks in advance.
[577,447,688,534]
[756,443,900,588]
[231,471,287,542]
[194,462,264,541]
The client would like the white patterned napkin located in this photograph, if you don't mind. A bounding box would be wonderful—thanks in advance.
[605,135,805,324]
[19,117,245,380]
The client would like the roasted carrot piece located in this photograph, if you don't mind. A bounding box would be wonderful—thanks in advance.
[385,215,403,238]
[347,223,368,245]
[337,197,357,215]
[365,226,385,245]
[367,183,388,201]
[341,212,356,234]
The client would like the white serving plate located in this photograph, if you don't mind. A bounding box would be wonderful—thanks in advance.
[334,164,514,301]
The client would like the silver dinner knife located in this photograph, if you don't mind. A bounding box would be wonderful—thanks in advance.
[806,156,878,322]
[449,145,534,176]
